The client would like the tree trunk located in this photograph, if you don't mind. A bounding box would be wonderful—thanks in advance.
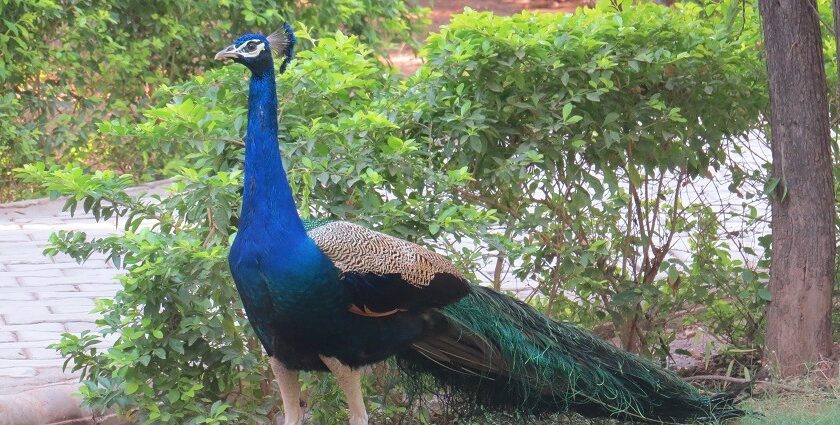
[835,0,840,90]
[759,0,835,377]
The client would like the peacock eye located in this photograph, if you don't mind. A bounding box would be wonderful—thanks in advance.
[245,41,259,52]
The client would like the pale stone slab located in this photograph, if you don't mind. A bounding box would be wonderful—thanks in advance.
[0,232,30,243]
[0,340,59,350]
[3,263,74,272]
[49,304,95,314]
[0,348,27,360]
[0,358,71,368]
[0,292,35,301]
[19,276,99,286]
[4,313,97,325]
[0,256,55,265]
[0,367,37,378]
[0,277,20,287]
[61,268,120,277]
[0,298,93,309]
[0,304,50,316]
[15,331,65,342]
[38,291,113,300]
[1,269,64,278]
[1,323,68,333]
[75,283,119,292]
[11,284,76,294]
[26,348,63,360]
[64,322,100,333]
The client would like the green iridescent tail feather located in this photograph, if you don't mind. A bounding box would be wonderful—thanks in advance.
[396,285,744,423]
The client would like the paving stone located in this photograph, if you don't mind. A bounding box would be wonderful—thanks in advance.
[0,359,70,368]
[65,322,100,333]
[0,292,35,301]
[49,304,95,314]
[0,277,20,287]
[19,276,90,286]
[2,323,65,333]
[0,340,56,350]
[0,367,37,378]
[54,259,112,269]
[11,218,70,225]
[0,298,93,309]
[4,312,97,325]
[0,241,45,251]
[2,269,64,278]
[61,267,120,277]
[37,290,116,300]
[5,263,85,272]
[0,348,27,360]
[0,232,30,242]
[75,283,119,292]
[0,255,55,265]
[26,348,63,360]
[15,331,64,342]
[0,305,50,316]
[15,284,77,294]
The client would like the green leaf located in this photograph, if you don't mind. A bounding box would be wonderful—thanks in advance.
[562,103,573,120]
[124,381,139,395]
[757,287,772,301]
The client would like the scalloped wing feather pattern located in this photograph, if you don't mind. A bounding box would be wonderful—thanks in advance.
[307,221,465,287]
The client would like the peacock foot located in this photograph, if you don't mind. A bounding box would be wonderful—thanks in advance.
[348,412,369,425]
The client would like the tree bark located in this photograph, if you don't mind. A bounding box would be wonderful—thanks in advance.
[759,0,835,377]
[836,0,840,87]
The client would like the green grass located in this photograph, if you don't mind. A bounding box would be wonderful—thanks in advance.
[739,393,840,425]
[449,392,840,424]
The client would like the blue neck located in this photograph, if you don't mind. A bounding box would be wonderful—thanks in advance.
[239,62,305,237]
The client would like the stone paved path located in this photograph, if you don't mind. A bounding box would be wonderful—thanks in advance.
[0,181,169,398]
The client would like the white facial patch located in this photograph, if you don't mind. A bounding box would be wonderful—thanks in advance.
[236,39,266,58]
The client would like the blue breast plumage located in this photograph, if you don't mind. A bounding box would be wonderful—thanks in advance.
[229,219,456,370]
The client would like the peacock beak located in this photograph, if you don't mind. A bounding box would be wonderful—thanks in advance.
[214,44,239,61]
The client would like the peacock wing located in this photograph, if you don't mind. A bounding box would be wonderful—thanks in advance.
[307,221,471,317]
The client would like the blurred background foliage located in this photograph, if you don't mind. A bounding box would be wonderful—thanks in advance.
[1,0,428,201]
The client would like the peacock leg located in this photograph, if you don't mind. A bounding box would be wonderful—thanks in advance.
[268,357,303,425]
[319,356,369,425]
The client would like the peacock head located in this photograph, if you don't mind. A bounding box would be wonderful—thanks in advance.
[215,23,296,74]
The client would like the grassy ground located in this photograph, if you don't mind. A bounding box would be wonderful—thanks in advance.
[445,392,840,424]
[739,393,840,425]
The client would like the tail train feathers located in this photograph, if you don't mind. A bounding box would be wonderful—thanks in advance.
[396,285,744,423]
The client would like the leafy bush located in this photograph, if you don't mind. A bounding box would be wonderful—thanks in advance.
[19,3,771,423]
[406,2,767,355]
[1,0,428,201]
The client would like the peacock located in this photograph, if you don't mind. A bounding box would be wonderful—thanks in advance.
[216,25,743,425]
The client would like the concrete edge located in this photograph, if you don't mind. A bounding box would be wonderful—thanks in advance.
[0,381,125,425]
